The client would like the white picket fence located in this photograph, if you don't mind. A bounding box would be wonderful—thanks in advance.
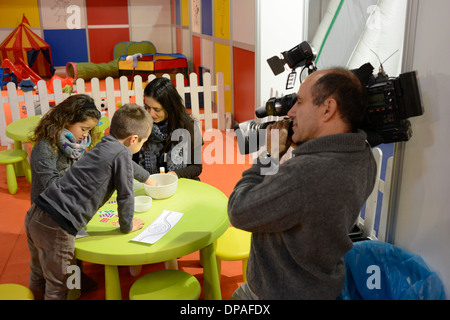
[0,72,231,146]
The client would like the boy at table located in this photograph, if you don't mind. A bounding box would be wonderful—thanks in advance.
[25,103,154,300]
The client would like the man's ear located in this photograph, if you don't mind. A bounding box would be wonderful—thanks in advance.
[322,98,338,121]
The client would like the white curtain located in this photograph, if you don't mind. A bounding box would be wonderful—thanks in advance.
[347,0,408,77]
[312,0,407,76]
[312,0,379,70]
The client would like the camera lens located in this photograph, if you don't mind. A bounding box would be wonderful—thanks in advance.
[261,93,297,118]
[234,119,294,155]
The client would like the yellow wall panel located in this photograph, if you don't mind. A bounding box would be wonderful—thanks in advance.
[214,0,230,40]
[0,0,40,28]
[181,0,189,27]
[214,42,231,113]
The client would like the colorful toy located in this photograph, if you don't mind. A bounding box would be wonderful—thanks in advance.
[18,70,36,92]
[118,53,188,81]
[62,84,73,94]
[1,58,44,85]
[0,15,54,78]
[0,67,17,88]
[66,60,119,81]
[65,41,154,81]
[65,40,187,82]
[99,98,108,117]
[113,41,156,60]
[126,53,143,68]
[126,53,143,89]
[46,74,74,94]
[100,98,107,111]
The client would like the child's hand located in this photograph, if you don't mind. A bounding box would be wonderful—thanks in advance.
[144,177,159,186]
[130,217,145,232]
[167,171,178,177]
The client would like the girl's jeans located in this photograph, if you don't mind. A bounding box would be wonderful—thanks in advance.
[25,203,75,300]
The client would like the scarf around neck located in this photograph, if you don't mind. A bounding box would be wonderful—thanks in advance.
[138,121,186,173]
[57,128,91,160]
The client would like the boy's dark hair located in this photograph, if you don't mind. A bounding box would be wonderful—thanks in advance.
[311,68,368,131]
[110,103,153,140]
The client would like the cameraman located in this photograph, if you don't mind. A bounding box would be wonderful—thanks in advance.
[228,68,377,300]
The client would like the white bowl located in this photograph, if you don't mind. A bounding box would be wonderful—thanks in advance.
[144,173,178,199]
[133,179,144,190]
[134,196,152,212]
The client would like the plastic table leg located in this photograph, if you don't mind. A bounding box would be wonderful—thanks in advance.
[200,243,222,300]
[104,265,122,300]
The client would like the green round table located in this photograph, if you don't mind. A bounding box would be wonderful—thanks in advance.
[75,178,230,300]
[5,115,42,149]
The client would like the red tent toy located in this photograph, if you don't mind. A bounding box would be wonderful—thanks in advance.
[0,14,55,79]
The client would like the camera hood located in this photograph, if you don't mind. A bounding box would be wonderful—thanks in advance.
[267,41,316,76]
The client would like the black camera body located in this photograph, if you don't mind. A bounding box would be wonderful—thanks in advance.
[362,65,424,145]
[235,42,424,155]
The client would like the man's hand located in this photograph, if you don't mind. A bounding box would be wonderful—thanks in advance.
[266,120,292,160]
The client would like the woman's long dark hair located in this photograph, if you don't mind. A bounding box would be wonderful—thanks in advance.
[144,77,195,136]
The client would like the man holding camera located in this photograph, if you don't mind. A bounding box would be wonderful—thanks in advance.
[228,68,377,300]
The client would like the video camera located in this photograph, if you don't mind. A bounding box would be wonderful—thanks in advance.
[235,41,424,155]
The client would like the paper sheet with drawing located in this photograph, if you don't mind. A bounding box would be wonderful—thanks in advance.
[130,210,183,244]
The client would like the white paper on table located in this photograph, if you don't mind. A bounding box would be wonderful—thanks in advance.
[130,210,183,244]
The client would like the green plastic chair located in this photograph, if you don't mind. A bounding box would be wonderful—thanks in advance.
[215,227,251,281]
[0,284,34,300]
[0,149,31,194]
[129,269,201,300]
